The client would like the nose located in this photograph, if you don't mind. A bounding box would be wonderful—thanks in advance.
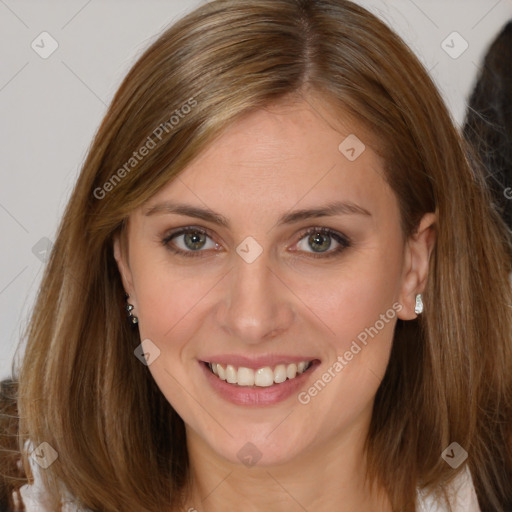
[217,249,295,344]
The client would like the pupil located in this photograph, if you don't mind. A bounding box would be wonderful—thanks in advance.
[309,232,330,252]
[185,232,206,250]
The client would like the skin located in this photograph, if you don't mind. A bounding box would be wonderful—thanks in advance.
[114,96,436,511]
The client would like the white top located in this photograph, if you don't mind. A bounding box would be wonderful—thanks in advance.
[416,466,481,512]
[18,443,481,511]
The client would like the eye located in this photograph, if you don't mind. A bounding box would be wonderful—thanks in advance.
[293,227,350,258]
[162,226,350,259]
[162,227,220,258]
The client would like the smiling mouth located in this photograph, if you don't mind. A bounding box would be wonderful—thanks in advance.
[204,361,316,387]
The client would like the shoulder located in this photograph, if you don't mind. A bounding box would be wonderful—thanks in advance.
[416,465,481,512]
[19,439,480,512]
[18,441,92,512]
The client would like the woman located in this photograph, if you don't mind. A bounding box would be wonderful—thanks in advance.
[5,0,512,510]
[463,20,512,230]
[0,379,24,510]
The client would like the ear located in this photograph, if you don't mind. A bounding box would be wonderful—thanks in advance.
[113,227,135,298]
[397,212,436,320]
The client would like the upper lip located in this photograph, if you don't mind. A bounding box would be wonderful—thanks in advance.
[201,354,320,369]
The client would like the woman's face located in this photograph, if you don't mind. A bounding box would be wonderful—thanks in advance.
[114,98,434,468]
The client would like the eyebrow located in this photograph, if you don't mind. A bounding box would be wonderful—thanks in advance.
[143,200,371,228]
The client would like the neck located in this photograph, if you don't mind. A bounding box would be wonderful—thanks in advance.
[181,415,392,512]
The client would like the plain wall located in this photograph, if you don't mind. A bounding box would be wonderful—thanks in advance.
[1,0,512,378]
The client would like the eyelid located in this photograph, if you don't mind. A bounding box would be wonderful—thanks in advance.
[294,226,350,245]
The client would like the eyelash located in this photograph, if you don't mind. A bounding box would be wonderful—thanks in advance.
[161,226,351,260]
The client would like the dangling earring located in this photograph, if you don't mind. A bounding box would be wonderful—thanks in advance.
[125,293,139,325]
[414,293,424,315]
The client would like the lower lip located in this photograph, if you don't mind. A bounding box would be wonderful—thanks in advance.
[199,360,320,406]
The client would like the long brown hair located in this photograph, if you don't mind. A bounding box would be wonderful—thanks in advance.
[10,1,512,510]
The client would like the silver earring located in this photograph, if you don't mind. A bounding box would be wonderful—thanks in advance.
[125,293,138,325]
[414,293,424,315]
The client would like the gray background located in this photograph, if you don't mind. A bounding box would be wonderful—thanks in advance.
[1,0,511,379]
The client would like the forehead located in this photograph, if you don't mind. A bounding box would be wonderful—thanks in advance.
[140,99,398,228]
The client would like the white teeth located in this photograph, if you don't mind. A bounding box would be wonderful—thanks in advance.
[226,365,237,384]
[286,363,297,379]
[208,361,312,387]
[254,367,274,387]
[238,367,255,386]
[274,364,287,383]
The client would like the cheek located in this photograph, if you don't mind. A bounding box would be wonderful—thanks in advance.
[293,248,403,355]
[133,264,210,343]
[127,243,185,342]
[128,254,210,409]
[294,255,402,430]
